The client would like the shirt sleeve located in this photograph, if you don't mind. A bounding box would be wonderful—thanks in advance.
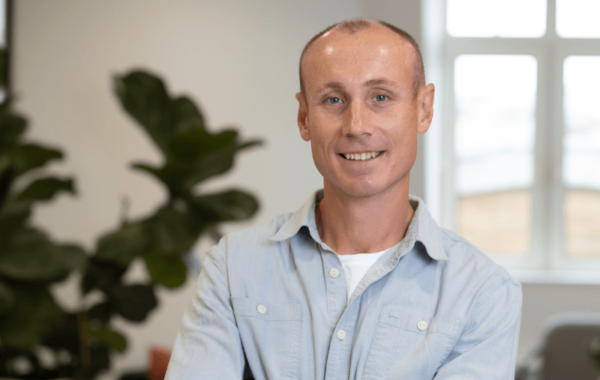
[433,276,523,380]
[165,241,245,379]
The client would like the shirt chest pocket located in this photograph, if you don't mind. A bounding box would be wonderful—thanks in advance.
[363,306,461,380]
[231,297,301,380]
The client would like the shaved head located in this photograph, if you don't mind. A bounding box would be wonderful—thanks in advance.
[299,19,425,102]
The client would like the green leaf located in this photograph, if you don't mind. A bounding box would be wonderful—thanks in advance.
[191,189,259,222]
[114,71,173,154]
[88,326,127,353]
[0,200,31,246]
[141,138,262,194]
[9,143,63,176]
[130,162,169,187]
[17,177,75,202]
[148,205,203,255]
[87,301,114,323]
[0,279,15,314]
[76,345,111,378]
[82,258,127,294]
[0,48,8,88]
[0,229,86,282]
[133,136,262,197]
[133,162,189,198]
[120,373,152,380]
[0,287,64,350]
[182,139,262,188]
[115,69,263,193]
[0,113,27,153]
[95,220,151,266]
[42,312,80,353]
[110,284,157,322]
[59,243,88,272]
[144,249,187,288]
[168,129,237,164]
[0,165,15,209]
[172,95,205,132]
[114,71,206,158]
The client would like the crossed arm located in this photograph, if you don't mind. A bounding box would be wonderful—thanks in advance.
[165,244,522,380]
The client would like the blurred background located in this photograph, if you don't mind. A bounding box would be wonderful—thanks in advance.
[1,0,599,378]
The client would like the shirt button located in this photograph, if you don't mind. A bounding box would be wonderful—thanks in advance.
[417,321,428,331]
[337,330,346,340]
[257,304,267,314]
[329,268,340,278]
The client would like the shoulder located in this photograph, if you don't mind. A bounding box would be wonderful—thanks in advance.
[209,211,294,262]
[439,228,496,265]
[206,211,304,295]
[439,228,514,278]
[437,228,521,307]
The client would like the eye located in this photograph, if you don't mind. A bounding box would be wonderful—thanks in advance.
[373,94,388,102]
[328,97,342,104]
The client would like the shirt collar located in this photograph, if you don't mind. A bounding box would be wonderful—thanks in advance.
[270,189,323,243]
[270,190,449,261]
[409,195,449,261]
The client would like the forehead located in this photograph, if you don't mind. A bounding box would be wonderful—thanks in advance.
[302,25,415,91]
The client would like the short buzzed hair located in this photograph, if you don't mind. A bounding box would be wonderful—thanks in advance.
[299,19,425,101]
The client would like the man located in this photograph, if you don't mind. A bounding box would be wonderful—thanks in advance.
[166,19,521,380]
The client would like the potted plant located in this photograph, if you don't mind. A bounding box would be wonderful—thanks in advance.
[0,69,263,379]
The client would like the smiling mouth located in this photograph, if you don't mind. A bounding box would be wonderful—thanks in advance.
[338,151,384,161]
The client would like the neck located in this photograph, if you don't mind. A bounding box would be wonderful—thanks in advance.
[316,180,414,255]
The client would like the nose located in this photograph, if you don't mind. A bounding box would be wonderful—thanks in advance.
[342,99,374,137]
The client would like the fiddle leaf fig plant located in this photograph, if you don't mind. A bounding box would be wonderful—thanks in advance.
[0,67,262,380]
[590,336,600,375]
[84,69,262,289]
[0,98,88,378]
[79,69,262,377]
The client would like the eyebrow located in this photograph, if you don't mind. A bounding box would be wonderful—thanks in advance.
[317,78,396,93]
[364,78,395,87]
[317,81,345,92]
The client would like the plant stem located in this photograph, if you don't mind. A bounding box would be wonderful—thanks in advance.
[77,311,91,368]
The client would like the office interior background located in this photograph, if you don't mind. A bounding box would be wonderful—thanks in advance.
[5,0,600,377]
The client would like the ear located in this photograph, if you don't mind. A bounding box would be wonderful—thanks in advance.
[296,92,311,141]
[416,83,435,134]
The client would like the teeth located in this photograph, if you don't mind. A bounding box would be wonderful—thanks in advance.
[342,151,382,161]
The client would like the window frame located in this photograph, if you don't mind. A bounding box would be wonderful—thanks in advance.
[422,0,600,282]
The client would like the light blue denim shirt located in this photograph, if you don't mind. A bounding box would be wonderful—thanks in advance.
[166,191,522,380]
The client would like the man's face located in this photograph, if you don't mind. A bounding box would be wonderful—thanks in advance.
[296,25,434,199]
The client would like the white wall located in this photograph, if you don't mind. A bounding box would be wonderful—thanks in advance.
[14,0,600,377]
[12,0,423,376]
[519,284,600,361]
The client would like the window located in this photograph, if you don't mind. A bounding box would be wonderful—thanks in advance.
[0,0,9,101]
[423,0,600,279]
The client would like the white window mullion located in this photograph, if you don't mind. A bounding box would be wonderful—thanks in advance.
[547,0,569,270]
[548,49,566,270]
[422,0,447,225]
[531,0,558,270]
[531,46,551,270]
[441,49,456,231]
[447,38,547,54]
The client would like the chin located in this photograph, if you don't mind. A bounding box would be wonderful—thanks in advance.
[326,171,410,200]
[332,179,390,199]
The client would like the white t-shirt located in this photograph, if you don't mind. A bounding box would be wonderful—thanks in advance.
[337,245,396,303]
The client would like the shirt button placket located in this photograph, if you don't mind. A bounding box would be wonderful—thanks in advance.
[323,253,346,324]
